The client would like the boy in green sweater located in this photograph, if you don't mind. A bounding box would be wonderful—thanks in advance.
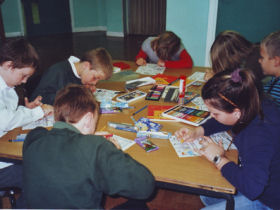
[23,84,155,209]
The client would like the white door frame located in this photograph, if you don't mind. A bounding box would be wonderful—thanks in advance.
[204,0,219,67]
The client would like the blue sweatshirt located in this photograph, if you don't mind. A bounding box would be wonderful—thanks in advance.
[202,100,280,209]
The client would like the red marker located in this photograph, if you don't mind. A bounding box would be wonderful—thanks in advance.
[103,134,113,138]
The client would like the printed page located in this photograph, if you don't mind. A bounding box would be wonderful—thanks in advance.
[22,115,54,130]
[169,131,236,158]
[136,63,165,75]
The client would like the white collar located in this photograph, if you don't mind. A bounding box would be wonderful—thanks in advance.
[68,56,80,78]
[0,74,12,91]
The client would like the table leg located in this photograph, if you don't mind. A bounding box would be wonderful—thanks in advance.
[156,181,235,210]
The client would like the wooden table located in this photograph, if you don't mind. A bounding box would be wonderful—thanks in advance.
[0,61,237,209]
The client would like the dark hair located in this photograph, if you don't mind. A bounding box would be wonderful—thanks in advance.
[210,31,252,74]
[261,30,280,58]
[54,84,99,123]
[0,38,39,69]
[80,47,113,79]
[202,68,262,133]
[151,31,181,60]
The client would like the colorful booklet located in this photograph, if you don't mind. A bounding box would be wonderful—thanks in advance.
[152,74,179,85]
[162,104,210,126]
[116,90,147,103]
[147,105,174,121]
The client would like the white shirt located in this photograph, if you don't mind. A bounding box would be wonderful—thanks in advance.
[0,75,44,138]
[68,56,80,78]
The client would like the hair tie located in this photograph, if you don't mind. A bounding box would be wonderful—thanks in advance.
[231,68,242,83]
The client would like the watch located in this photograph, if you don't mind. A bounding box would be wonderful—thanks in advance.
[213,155,221,165]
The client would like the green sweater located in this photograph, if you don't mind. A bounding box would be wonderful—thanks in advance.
[23,122,155,209]
[31,60,82,105]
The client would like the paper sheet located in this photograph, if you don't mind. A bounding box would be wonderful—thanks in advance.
[113,135,135,151]
[22,115,54,130]
[94,88,118,102]
[187,72,206,82]
[136,64,165,75]
[187,96,209,111]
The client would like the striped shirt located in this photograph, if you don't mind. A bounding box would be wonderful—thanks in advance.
[264,76,280,108]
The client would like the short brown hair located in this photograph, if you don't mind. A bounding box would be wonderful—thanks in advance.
[0,38,39,69]
[54,84,99,123]
[81,48,113,79]
[261,30,280,58]
[151,31,181,60]
[210,31,252,74]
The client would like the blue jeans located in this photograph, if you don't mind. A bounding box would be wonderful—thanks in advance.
[200,192,272,210]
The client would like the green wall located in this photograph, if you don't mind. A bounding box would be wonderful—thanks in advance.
[1,0,123,36]
[216,0,280,43]
[2,0,22,35]
[166,0,210,66]
[105,0,123,35]
[71,0,101,28]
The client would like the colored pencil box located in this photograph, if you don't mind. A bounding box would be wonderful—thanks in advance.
[135,137,159,152]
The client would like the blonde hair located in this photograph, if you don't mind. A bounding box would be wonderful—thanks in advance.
[261,30,280,58]
[81,48,113,79]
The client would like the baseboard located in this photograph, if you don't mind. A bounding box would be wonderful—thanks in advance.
[106,31,124,37]
[72,26,107,33]
[5,32,24,37]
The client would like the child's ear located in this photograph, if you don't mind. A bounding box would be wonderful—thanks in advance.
[274,56,280,67]
[83,112,93,128]
[2,61,13,70]
[233,108,241,120]
[82,61,91,70]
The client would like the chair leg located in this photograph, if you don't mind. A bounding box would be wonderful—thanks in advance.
[8,189,16,208]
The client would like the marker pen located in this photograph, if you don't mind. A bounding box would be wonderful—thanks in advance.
[108,122,137,133]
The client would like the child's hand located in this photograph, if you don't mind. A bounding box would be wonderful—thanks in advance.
[136,58,147,66]
[25,96,42,109]
[204,68,214,81]
[197,136,225,158]
[175,126,204,142]
[41,104,54,117]
[157,59,165,67]
[94,132,121,149]
[196,136,229,169]
[108,136,121,150]
[84,84,96,92]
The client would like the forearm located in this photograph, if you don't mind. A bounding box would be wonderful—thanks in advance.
[135,49,148,61]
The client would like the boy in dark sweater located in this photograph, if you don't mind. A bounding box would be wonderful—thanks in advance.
[23,84,155,209]
[31,48,113,105]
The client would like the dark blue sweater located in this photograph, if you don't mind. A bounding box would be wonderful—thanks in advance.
[202,100,280,209]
